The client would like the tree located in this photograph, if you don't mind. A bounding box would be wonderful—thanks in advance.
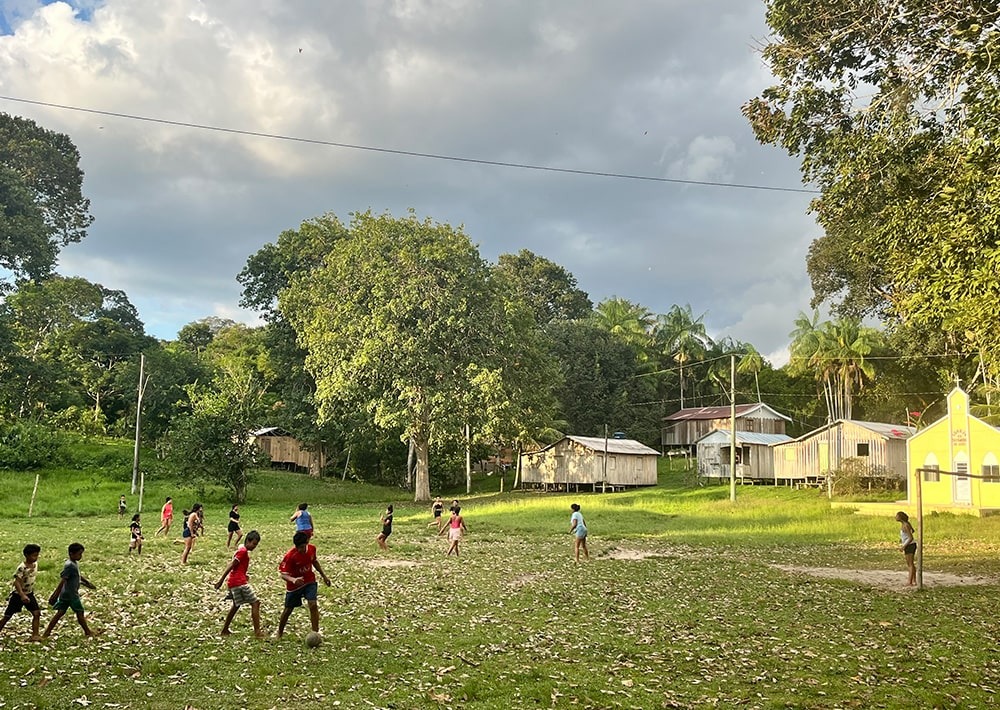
[744,2,1000,384]
[591,297,654,356]
[493,249,592,324]
[0,113,93,284]
[281,211,556,501]
[654,304,712,408]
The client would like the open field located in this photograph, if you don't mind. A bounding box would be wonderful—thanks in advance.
[3,466,1000,708]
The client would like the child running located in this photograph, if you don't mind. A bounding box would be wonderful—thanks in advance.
[155,496,173,536]
[569,503,589,563]
[128,514,143,555]
[0,544,42,641]
[276,531,331,639]
[428,496,444,531]
[290,503,313,539]
[377,505,393,550]
[214,530,264,638]
[227,505,243,549]
[440,506,468,556]
[42,542,97,639]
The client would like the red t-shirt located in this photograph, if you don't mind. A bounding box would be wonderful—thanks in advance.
[227,546,251,588]
[278,544,316,590]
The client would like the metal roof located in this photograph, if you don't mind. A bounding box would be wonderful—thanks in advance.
[663,403,791,422]
[695,429,794,446]
[559,435,660,456]
[783,420,916,443]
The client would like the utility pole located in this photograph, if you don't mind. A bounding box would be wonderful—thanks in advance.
[131,353,149,495]
[730,354,737,502]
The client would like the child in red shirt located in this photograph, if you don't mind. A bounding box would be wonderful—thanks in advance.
[276,531,331,639]
[214,530,264,638]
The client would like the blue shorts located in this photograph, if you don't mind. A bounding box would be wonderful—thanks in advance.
[53,595,85,613]
[284,581,318,608]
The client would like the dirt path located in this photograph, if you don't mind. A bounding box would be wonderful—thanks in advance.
[772,564,997,591]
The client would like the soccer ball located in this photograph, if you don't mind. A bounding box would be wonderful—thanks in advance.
[305,631,322,648]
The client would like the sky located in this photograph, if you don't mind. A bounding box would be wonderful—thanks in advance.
[0,0,820,363]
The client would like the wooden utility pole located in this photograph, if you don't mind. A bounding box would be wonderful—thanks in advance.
[730,355,737,502]
[131,353,149,495]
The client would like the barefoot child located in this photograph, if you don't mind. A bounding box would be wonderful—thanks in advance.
[118,495,127,519]
[290,503,313,539]
[214,530,264,638]
[896,511,917,586]
[181,504,203,564]
[128,514,143,555]
[428,496,444,531]
[377,505,393,550]
[0,544,42,641]
[155,497,173,536]
[569,503,589,563]
[227,505,243,549]
[440,506,467,556]
[276,531,331,638]
[42,543,96,638]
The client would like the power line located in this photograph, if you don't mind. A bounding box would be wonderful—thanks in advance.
[0,95,820,195]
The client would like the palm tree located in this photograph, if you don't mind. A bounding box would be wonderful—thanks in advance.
[654,304,713,408]
[736,343,765,403]
[592,297,655,357]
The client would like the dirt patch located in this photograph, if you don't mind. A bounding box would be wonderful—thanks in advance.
[365,558,420,568]
[773,564,997,591]
[602,548,667,561]
[508,573,545,590]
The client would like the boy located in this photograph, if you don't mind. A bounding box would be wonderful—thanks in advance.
[276,531,331,639]
[42,542,97,639]
[118,495,127,519]
[128,513,143,555]
[0,544,42,641]
[214,530,264,638]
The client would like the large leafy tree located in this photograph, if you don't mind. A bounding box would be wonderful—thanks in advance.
[493,249,592,325]
[281,211,556,501]
[745,2,1000,390]
[0,113,93,284]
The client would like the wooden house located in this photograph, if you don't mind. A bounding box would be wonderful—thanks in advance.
[906,387,1000,516]
[772,420,914,484]
[662,403,790,450]
[519,435,659,490]
[251,427,327,476]
[695,429,792,483]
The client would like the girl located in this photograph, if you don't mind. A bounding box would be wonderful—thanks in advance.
[227,505,243,549]
[440,506,467,556]
[128,514,143,555]
[181,503,202,564]
[569,503,589,563]
[377,505,393,550]
[291,502,313,539]
[155,496,173,536]
[895,511,917,586]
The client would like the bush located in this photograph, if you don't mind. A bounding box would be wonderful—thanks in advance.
[0,420,68,470]
[829,457,904,497]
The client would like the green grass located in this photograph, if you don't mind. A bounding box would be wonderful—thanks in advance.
[2,460,1000,708]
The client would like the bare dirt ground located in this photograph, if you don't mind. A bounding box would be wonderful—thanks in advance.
[772,564,997,591]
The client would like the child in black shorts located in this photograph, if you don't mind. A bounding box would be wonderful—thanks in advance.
[0,544,42,641]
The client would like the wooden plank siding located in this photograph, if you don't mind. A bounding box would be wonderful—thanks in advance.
[252,432,327,476]
[520,437,658,488]
[662,404,790,448]
[772,420,913,483]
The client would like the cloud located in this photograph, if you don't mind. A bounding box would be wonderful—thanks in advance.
[1,0,816,352]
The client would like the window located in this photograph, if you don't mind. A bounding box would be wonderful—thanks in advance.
[983,465,1000,483]
[856,443,870,457]
[922,464,940,482]
[608,456,617,470]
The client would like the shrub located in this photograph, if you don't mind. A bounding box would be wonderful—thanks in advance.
[0,420,67,470]
[829,457,904,496]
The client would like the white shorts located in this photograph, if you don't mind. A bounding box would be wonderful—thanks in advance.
[228,584,258,607]
[448,528,462,542]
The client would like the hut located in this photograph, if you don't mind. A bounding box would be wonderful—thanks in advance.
[695,429,792,483]
[906,387,1000,516]
[772,420,914,485]
[251,427,327,476]
[519,435,659,491]
[662,403,790,450]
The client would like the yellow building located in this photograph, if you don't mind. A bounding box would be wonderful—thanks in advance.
[906,387,1000,516]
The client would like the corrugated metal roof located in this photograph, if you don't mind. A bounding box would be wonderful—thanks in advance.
[783,420,916,443]
[663,403,791,422]
[565,435,660,456]
[695,429,793,446]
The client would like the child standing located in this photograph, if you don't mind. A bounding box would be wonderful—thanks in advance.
[227,505,243,549]
[155,497,173,536]
[428,496,444,531]
[896,511,917,586]
[440,506,467,556]
[42,543,96,638]
[214,530,264,638]
[118,495,127,519]
[377,505,393,550]
[276,531,331,639]
[0,544,42,641]
[290,503,313,539]
[128,514,143,555]
[569,503,589,563]
[181,503,203,564]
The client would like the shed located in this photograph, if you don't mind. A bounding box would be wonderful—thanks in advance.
[519,435,659,490]
[251,427,327,476]
[695,429,792,483]
[662,403,790,449]
[906,387,1000,516]
[772,420,914,484]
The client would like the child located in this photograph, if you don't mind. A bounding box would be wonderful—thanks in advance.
[569,503,589,563]
[290,503,313,539]
[440,506,467,556]
[128,514,143,555]
[118,495,127,519]
[896,511,917,586]
[276,531,331,639]
[227,505,243,549]
[377,505,393,550]
[181,503,203,564]
[428,496,444,531]
[0,544,42,641]
[42,542,97,638]
[155,496,173,536]
[214,530,264,638]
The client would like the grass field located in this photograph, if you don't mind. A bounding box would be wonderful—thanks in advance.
[3,462,1000,709]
